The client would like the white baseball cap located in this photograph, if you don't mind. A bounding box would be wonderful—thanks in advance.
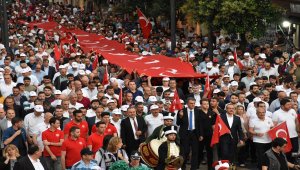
[121,105,129,112]
[135,96,144,103]
[29,91,37,97]
[150,105,159,110]
[230,81,238,86]
[213,89,221,94]
[71,62,78,68]
[163,77,170,81]
[253,97,262,102]
[107,99,115,104]
[206,62,213,68]
[112,109,122,115]
[54,90,62,95]
[149,96,157,102]
[34,105,44,112]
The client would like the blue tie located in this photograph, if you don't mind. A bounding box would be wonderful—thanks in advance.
[189,110,193,130]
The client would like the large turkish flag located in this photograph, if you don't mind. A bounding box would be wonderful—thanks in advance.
[211,114,231,147]
[268,122,292,153]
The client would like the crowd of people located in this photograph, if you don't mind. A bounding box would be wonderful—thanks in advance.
[1,1,300,170]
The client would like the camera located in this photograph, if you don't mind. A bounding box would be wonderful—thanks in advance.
[292,152,300,158]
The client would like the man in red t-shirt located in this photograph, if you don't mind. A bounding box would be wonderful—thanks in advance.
[91,112,117,136]
[61,126,86,170]
[42,117,64,170]
[87,121,106,154]
[64,109,88,140]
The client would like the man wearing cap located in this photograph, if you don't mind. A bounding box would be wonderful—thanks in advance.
[110,109,122,136]
[144,104,164,136]
[161,77,170,92]
[156,125,182,170]
[225,57,241,80]
[129,151,148,168]
[145,112,179,144]
[71,148,100,169]
[201,62,219,76]
[24,105,45,145]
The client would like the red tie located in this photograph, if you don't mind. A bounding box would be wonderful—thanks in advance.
[133,118,138,131]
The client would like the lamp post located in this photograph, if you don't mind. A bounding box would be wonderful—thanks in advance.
[170,0,176,51]
[1,0,9,48]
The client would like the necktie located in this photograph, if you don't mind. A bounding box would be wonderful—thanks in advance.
[133,118,138,131]
[189,110,193,130]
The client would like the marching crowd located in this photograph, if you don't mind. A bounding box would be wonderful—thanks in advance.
[1,1,300,170]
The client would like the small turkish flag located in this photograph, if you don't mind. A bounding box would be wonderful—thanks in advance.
[204,74,211,99]
[234,48,244,70]
[169,89,183,113]
[92,56,98,70]
[102,66,109,86]
[119,88,123,106]
[137,8,152,39]
[268,121,292,152]
[54,44,61,61]
[210,114,231,147]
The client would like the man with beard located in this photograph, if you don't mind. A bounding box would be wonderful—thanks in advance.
[246,84,260,102]
[64,109,89,140]
[86,99,100,118]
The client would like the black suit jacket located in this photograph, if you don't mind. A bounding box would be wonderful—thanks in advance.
[86,116,96,135]
[176,108,202,139]
[42,65,56,80]
[219,113,244,143]
[121,116,147,153]
[13,156,48,170]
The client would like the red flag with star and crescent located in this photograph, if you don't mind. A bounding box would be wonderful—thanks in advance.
[233,48,244,70]
[268,121,292,152]
[54,44,61,61]
[92,56,98,70]
[211,114,231,147]
[137,8,152,39]
[204,74,211,99]
[169,89,182,113]
[102,66,109,86]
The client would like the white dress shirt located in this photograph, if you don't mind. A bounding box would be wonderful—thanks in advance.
[187,108,195,130]
[226,114,234,128]
[24,113,45,135]
[130,117,139,140]
[28,155,45,170]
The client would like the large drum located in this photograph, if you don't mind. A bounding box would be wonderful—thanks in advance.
[139,139,164,167]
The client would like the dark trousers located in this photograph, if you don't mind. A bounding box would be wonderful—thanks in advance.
[219,139,237,163]
[286,137,299,163]
[199,136,213,170]
[180,130,199,170]
[237,144,247,164]
[255,142,271,169]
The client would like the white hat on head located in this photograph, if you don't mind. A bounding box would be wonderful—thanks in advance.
[102,59,108,65]
[253,97,262,102]
[163,77,170,81]
[228,55,234,60]
[206,62,213,68]
[79,64,86,70]
[213,89,221,94]
[54,90,62,95]
[259,53,266,59]
[110,77,117,83]
[249,82,257,86]
[150,105,159,110]
[20,53,26,57]
[112,109,122,115]
[244,52,250,56]
[107,99,115,104]
[169,93,175,97]
[121,105,129,112]
[164,126,178,136]
[135,96,144,103]
[71,62,78,68]
[59,65,66,69]
[78,70,86,75]
[230,81,238,86]
[223,75,230,78]
[34,105,44,112]
[29,91,37,97]
[149,96,157,102]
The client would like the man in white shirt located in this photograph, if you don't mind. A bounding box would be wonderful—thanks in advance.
[86,99,100,118]
[0,74,16,97]
[68,92,84,110]
[258,61,279,79]
[110,109,122,136]
[272,98,299,158]
[144,105,163,136]
[24,105,45,146]
[32,112,53,151]
[82,80,98,99]
[249,107,273,168]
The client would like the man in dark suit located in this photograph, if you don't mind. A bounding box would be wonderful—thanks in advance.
[41,59,56,80]
[219,103,244,163]
[176,97,202,170]
[13,145,49,170]
[86,107,104,135]
[121,106,147,156]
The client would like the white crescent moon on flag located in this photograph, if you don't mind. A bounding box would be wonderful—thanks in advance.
[139,16,150,27]
[276,129,287,140]
[218,123,222,132]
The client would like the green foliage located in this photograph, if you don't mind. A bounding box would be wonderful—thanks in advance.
[181,0,284,37]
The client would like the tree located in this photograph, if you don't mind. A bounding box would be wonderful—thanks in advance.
[181,0,284,53]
